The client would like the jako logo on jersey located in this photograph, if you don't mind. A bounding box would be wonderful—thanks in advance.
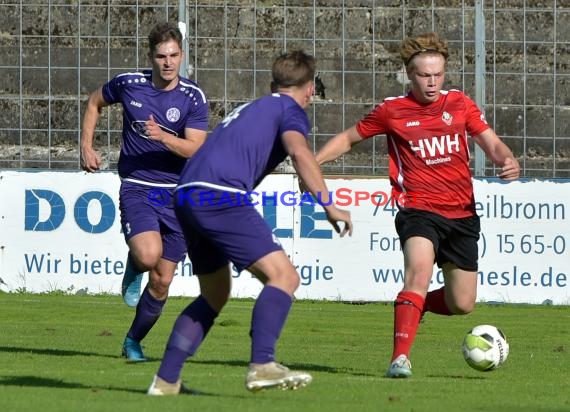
[166,107,180,122]
[130,100,142,108]
[406,120,420,127]
[442,111,453,126]
[409,134,460,158]
[480,113,488,124]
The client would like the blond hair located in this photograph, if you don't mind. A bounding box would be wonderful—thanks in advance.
[400,32,449,68]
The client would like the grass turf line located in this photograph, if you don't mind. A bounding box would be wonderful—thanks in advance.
[0,293,568,412]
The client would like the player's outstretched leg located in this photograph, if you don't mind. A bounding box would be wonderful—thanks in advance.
[246,285,312,392]
[246,361,312,392]
[146,295,219,395]
[121,253,144,307]
[385,291,424,378]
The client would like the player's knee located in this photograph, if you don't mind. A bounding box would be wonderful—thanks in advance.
[132,251,161,270]
[148,271,173,294]
[148,279,169,299]
[268,270,300,294]
[450,298,476,315]
[403,272,432,293]
[286,272,301,292]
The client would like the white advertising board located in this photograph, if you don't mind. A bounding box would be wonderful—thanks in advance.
[0,171,568,304]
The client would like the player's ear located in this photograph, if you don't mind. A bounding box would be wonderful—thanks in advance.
[305,81,315,101]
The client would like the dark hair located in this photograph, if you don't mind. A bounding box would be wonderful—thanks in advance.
[148,21,183,54]
[400,32,449,68]
[271,50,315,89]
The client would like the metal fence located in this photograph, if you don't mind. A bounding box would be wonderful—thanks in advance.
[1,0,568,177]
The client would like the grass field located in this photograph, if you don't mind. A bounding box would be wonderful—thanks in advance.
[0,293,568,412]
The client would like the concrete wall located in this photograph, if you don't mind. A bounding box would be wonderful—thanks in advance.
[0,1,568,176]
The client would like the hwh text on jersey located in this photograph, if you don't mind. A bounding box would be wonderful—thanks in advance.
[409,133,460,158]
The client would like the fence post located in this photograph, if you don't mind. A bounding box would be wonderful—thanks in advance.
[474,0,486,176]
[178,0,188,78]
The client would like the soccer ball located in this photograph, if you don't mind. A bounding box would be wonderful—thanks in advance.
[461,324,509,371]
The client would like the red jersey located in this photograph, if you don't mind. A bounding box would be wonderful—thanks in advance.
[356,90,489,219]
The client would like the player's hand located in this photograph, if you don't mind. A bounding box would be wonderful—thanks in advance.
[498,157,520,180]
[80,146,101,172]
[145,114,164,142]
[325,207,353,238]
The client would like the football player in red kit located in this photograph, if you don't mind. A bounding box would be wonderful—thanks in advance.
[315,31,520,378]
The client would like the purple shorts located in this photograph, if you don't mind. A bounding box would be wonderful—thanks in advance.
[174,189,283,274]
[119,181,187,263]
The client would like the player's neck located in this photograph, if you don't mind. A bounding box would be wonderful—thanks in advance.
[151,74,179,91]
[276,89,310,109]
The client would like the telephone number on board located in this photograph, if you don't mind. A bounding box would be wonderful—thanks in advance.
[495,234,567,255]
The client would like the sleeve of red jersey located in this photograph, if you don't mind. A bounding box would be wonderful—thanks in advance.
[355,102,388,139]
[463,94,491,137]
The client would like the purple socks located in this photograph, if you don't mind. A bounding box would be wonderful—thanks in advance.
[126,287,166,342]
[157,295,218,383]
[250,285,292,364]
[156,286,292,384]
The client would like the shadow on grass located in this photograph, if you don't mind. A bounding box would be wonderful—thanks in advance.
[0,375,142,393]
[192,359,375,377]
[425,374,486,380]
[0,345,166,364]
[0,345,117,359]
[0,345,174,365]
[0,375,217,396]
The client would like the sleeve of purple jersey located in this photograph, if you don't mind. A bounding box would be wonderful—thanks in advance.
[185,96,209,131]
[279,106,310,139]
[101,77,120,105]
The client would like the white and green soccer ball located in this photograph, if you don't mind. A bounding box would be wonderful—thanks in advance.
[462,324,509,371]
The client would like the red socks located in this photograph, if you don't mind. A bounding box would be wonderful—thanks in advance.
[424,286,453,316]
[391,290,425,362]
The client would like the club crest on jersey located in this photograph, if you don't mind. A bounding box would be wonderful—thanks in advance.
[166,107,181,122]
[442,111,453,126]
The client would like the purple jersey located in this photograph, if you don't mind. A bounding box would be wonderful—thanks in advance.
[177,93,310,192]
[102,70,209,184]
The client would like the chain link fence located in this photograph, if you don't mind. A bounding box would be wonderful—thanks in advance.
[1,0,568,177]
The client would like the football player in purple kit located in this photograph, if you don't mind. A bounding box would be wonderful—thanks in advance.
[80,22,209,362]
[146,50,353,395]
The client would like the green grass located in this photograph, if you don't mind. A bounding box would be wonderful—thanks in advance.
[0,293,568,412]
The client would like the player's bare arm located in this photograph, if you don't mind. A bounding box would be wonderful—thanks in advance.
[80,87,107,172]
[472,128,521,180]
[282,130,353,237]
[315,125,364,165]
[145,114,207,158]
